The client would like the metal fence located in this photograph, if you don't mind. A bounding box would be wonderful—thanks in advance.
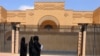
[86,25,100,56]
[0,23,12,52]
[0,23,100,55]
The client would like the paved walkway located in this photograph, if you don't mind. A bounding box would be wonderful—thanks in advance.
[0,53,77,56]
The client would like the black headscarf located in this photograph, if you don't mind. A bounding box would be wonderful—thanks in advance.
[20,37,27,56]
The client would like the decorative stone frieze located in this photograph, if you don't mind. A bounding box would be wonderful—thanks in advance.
[35,3,64,10]
[64,13,68,17]
[28,12,34,16]
[17,13,26,17]
[7,13,16,17]
[73,13,82,18]
[73,13,93,18]
[7,13,26,17]
[84,14,93,18]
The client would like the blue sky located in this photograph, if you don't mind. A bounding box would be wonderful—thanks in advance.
[0,0,100,11]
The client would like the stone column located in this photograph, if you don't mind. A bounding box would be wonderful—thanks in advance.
[78,26,83,56]
[15,24,20,54]
[78,24,87,56]
[82,25,87,56]
[11,29,15,54]
[11,23,16,54]
[11,22,20,54]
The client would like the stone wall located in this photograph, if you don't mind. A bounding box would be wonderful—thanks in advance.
[93,7,100,24]
[0,7,7,23]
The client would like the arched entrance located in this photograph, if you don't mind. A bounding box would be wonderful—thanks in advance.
[39,20,58,31]
[38,15,59,31]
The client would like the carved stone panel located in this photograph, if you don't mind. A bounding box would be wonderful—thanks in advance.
[84,14,93,18]
[64,13,68,17]
[29,12,34,16]
[7,13,16,17]
[73,13,82,18]
[17,13,26,17]
[35,3,64,10]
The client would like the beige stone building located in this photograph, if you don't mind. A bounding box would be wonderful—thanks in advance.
[0,2,100,28]
[0,2,100,55]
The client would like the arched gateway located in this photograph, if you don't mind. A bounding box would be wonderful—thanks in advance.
[38,15,59,31]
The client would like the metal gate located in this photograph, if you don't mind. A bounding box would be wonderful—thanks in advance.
[86,25,100,56]
[19,25,78,55]
[0,23,12,52]
[0,24,100,56]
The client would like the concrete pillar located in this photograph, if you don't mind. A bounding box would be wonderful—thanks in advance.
[11,26,15,54]
[82,25,87,56]
[15,24,20,53]
[78,26,83,56]
[11,22,20,54]
[78,24,87,56]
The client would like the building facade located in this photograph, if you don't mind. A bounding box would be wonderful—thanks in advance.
[0,2,100,29]
[0,2,100,55]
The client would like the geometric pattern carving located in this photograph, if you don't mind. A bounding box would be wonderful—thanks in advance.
[84,14,93,18]
[73,13,93,18]
[7,13,16,17]
[73,13,82,18]
[35,5,64,10]
[7,13,26,17]
[17,13,26,17]
[35,3,64,10]
[29,12,34,16]
[64,13,68,17]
